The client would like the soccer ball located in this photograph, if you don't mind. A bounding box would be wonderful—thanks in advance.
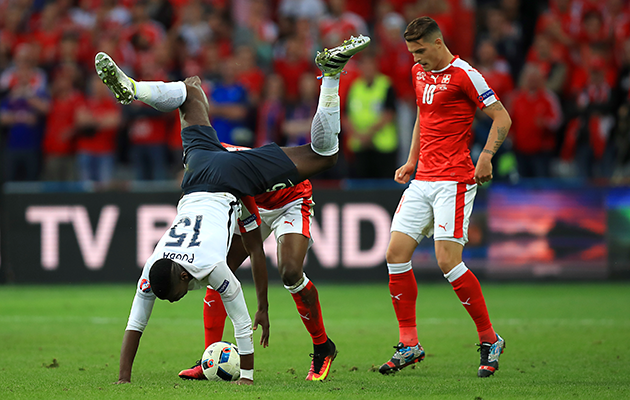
[201,341,240,381]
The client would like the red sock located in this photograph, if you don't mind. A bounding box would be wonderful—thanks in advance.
[389,269,418,346]
[203,287,227,348]
[291,280,328,345]
[450,270,496,343]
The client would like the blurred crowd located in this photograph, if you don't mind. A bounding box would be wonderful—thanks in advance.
[1,0,630,185]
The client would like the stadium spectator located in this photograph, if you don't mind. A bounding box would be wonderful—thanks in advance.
[234,45,266,105]
[477,6,523,80]
[525,33,568,95]
[509,63,563,178]
[1,42,47,93]
[256,74,285,147]
[0,6,29,69]
[74,75,122,185]
[273,36,314,103]
[345,52,398,178]
[176,1,211,57]
[562,57,616,178]
[236,0,279,69]
[208,56,251,146]
[475,39,514,103]
[282,72,318,148]
[535,0,580,52]
[41,65,82,181]
[375,11,416,165]
[30,3,63,70]
[0,66,49,182]
[319,0,368,49]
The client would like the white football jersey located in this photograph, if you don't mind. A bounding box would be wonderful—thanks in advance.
[127,192,240,331]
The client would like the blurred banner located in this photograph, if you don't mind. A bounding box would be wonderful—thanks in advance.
[0,184,627,284]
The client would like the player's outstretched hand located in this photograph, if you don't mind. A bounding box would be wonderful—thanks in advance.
[474,153,494,185]
[395,163,416,184]
[253,309,270,347]
[233,378,254,385]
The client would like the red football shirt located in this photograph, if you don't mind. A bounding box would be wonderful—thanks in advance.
[412,57,499,184]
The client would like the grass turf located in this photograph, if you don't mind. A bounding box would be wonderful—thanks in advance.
[0,282,628,399]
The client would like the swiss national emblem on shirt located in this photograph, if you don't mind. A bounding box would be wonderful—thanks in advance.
[417,71,426,81]
[442,74,451,84]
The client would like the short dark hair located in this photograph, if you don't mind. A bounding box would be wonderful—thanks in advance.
[404,17,442,43]
[149,258,176,300]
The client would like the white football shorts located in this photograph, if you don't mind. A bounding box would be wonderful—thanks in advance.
[236,197,314,247]
[391,180,477,245]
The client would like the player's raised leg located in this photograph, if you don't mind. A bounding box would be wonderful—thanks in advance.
[95,52,187,111]
[95,52,210,129]
[281,35,371,180]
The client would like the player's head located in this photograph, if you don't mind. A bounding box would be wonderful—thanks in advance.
[404,16,450,71]
[149,258,191,302]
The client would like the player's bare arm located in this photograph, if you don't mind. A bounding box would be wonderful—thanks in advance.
[395,107,421,184]
[115,329,142,384]
[475,101,512,185]
[240,227,270,347]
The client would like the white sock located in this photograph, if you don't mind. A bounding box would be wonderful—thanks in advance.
[133,80,187,112]
[443,262,468,283]
[310,77,340,156]
[387,261,412,275]
[283,273,310,294]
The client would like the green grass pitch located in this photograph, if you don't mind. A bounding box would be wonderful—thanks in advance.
[1,282,629,399]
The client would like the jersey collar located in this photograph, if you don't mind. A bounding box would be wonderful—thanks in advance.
[431,56,459,74]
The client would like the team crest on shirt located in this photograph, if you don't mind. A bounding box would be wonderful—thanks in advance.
[140,279,151,293]
[442,74,451,84]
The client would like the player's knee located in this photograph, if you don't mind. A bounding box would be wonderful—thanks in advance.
[283,271,310,294]
[217,275,242,302]
[386,243,412,264]
[435,249,460,273]
[279,263,303,287]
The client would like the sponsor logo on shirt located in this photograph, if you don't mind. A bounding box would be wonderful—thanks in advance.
[417,71,426,81]
[140,278,152,293]
[217,279,230,294]
[477,89,495,102]
[162,251,195,263]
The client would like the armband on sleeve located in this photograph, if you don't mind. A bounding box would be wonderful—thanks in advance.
[238,196,261,233]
